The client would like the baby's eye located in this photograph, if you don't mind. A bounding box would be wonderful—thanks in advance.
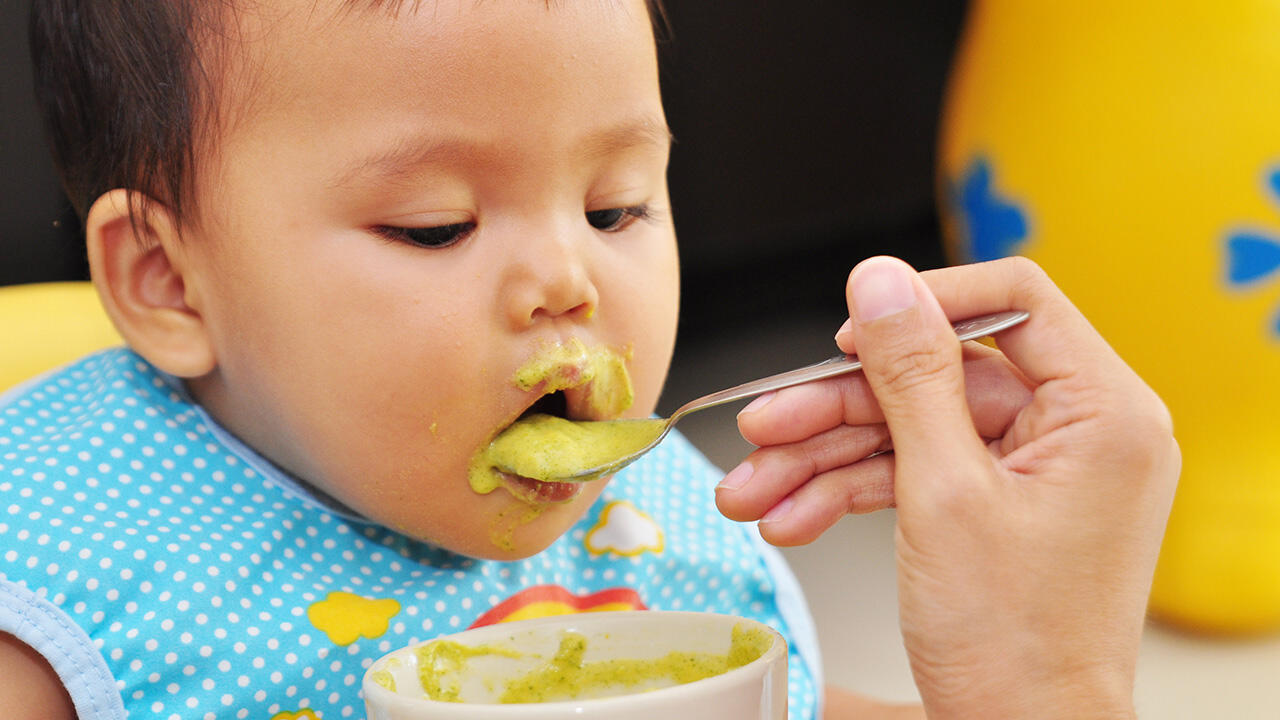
[372,222,476,249]
[585,205,650,232]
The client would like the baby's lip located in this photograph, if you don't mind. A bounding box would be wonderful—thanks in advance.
[519,368,612,422]
[500,472,585,504]
[509,338,632,424]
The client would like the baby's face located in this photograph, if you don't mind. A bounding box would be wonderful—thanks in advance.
[178,0,678,559]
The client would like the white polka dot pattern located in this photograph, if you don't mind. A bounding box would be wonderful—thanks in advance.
[0,350,818,719]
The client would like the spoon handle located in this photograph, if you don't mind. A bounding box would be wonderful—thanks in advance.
[669,310,1030,422]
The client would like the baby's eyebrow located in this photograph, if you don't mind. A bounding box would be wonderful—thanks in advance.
[329,136,481,189]
[329,117,673,189]
[579,118,674,162]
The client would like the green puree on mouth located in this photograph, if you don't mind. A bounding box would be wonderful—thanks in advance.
[484,414,666,482]
[469,341,658,492]
[407,623,773,704]
[512,340,635,418]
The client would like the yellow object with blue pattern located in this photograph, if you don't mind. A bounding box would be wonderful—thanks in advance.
[938,1,1280,634]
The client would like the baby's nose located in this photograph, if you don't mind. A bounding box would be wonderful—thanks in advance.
[500,231,599,329]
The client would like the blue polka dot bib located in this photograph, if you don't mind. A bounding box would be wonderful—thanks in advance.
[0,349,820,720]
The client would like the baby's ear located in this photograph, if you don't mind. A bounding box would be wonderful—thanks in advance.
[85,189,216,378]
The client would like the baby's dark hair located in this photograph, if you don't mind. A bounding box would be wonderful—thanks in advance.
[29,0,669,228]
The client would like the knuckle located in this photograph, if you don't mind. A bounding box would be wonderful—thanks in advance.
[1139,391,1175,441]
[999,254,1048,287]
[776,441,824,480]
[999,253,1042,274]
[998,255,1052,307]
[1079,377,1179,480]
[1124,390,1177,465]
[1167,437,1183,485]
[840,461,896,514]
[873,344,957,397]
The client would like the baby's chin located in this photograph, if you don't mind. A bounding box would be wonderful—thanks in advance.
[388,483,606,562]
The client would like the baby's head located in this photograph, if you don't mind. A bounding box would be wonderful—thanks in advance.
[31,0,679,559]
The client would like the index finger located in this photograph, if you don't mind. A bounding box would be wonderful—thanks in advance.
[916,257,1131,387]
[738,342,1033,447]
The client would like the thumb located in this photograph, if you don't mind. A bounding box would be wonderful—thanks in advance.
[845,257,987,481]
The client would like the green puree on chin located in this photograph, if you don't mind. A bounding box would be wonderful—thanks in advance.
[403,623,773,704]
[469,340,660,491]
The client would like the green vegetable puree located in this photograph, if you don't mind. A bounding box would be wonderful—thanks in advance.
[370,668,396,692]
[512,339,634,418]
[415,638,523,702]
[413,623,772,704]
[469,341,650,494]
[483,414,666,483]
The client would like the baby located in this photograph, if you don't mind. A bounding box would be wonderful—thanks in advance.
[3,1,824,718]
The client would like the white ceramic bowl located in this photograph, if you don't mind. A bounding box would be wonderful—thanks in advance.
[362,610,788,719]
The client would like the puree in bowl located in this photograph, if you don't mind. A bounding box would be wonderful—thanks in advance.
[370,623,774,704]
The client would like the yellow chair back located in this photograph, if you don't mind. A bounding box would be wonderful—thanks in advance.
[0,282,122,392]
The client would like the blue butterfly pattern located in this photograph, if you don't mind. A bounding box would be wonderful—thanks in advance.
[1225,167,1280,339]
[950,157,1030,263]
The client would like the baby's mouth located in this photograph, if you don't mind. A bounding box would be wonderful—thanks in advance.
[524,388,571,421]
[467,340,636,503]
[493,390,584,504]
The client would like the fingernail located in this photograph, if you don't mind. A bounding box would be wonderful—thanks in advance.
[737,392,774,417]
[760,496,794,523]
[850,257,918,323]
[834,318,854,347]
[717,461,754,492]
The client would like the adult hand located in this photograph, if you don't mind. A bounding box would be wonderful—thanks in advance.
[716,256,1179,718]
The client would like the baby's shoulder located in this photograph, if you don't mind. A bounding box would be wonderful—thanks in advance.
[1,347,181,416]
[1,348,209,484]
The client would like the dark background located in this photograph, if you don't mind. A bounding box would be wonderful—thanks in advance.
[0,1,966,340]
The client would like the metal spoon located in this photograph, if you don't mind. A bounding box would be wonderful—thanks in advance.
[494,310,1030,483]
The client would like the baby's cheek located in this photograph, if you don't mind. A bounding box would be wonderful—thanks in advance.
[628,345,674,417]
[640,307,680,406]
